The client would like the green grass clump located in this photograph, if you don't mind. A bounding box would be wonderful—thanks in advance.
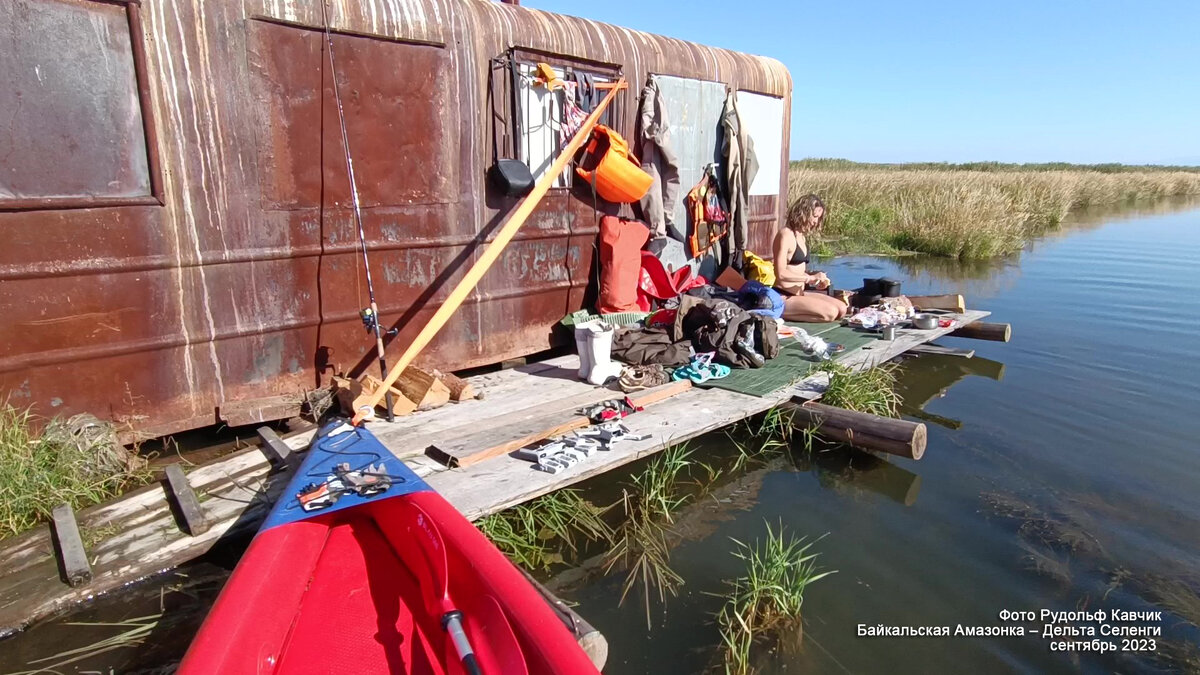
[815,362,901,418]
[788,162,1200,259]
[0,404,149,539]
[605,442,696,627]
[716,523,834,674]
[476,488,612,571]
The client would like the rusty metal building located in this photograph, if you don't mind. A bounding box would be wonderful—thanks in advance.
[0,0,792,439]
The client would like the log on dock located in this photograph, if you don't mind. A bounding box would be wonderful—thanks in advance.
[788,401,928,460]
[950,321,1011,343]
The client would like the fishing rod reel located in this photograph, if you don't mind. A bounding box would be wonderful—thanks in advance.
[360,307,398,337]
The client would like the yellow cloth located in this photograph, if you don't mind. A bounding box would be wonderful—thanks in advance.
[743,251,776,287]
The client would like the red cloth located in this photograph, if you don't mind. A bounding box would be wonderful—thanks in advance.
[636,251,698,311]
[599,216,650,314]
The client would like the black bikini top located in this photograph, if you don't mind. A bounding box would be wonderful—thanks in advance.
[789,232,810,266]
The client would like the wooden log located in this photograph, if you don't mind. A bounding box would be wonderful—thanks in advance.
[429,379,692,468]
[434,369,476,401]
[520,570,608,670]
[788,400,927,460]
[164,464,211,536]
[50,505,91,587]
[907,293,966,312]
[950,321,1011,343]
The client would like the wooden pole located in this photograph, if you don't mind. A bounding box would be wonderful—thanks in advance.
[789,400,928,460]
[950,321,1011,343]
[354,78,628,423]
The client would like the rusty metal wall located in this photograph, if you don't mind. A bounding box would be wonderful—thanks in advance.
[0,0,792,439]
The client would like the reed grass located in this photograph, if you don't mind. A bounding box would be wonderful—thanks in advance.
[788,160,1200,258]
[605,442,695,628]
[476,488,612,571]
[814,362,901,418]
[715,523,834,674]
[4,613,161,675]
[0,404,149,539]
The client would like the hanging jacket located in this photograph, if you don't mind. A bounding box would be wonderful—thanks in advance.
[636,79,681,239]
[720,91,759,269]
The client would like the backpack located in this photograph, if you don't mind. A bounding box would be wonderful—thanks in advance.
[684,164,729,258]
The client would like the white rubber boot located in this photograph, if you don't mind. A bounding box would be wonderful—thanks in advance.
[574,322,596,380]
[586,324,622,385]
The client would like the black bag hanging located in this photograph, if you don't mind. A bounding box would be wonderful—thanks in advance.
[487,56,534,197]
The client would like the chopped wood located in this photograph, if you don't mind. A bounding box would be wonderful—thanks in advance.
[50,505,90,588]
[433,369,476,401]
[359,374,419,416]
[390,366,451,411]
[908,293,966,312]
[164,464,211,536]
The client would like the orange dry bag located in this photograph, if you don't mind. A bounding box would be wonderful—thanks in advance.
[575,125,653,204]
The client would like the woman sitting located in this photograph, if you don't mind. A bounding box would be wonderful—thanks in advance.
[772,194,848,322]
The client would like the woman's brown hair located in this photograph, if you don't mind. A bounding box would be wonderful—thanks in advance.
[787,194,827,233]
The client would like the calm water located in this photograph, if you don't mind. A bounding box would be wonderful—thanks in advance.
[2,203,1198,674]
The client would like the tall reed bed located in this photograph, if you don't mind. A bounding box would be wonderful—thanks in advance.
[789,165,1200,258]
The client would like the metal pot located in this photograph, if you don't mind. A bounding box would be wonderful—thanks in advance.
[912,313,938,330]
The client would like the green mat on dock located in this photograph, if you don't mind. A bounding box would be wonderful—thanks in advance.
[693,322,878,397]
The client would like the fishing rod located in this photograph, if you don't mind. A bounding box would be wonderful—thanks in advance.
[323,3,395,421]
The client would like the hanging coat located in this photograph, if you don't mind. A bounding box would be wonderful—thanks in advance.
[636,79,681,239]
[720,91,759,269]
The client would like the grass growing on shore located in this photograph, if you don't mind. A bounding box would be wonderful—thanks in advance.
[789,160,1200,258]
[716,523,834,674]
[0,404,149,539]
[476,488,612,571]
[815,362,901,418]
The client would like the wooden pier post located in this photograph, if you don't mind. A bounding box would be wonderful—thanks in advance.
[50,504,91,587]
[789,400,928,460]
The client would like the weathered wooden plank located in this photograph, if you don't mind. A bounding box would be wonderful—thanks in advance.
[428,380,692,468]
[50,505,90,588]
[257,426,297,469]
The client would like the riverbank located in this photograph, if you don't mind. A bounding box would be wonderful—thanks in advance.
[789,159,1200,258]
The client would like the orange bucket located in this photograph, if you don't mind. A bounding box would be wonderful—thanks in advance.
[575,125,653,203]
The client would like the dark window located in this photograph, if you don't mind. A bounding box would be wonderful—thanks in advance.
[0,0,156,209]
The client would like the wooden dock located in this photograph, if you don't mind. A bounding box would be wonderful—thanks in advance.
[0,310,989,635]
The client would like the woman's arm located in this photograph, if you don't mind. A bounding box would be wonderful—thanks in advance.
[773,231,814,285]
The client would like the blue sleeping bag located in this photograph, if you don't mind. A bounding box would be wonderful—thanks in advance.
[738,280,785,320]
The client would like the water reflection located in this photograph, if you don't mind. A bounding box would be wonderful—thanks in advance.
[793,444,923,507]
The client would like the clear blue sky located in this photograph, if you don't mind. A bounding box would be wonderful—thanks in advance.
[524,0,1200,165]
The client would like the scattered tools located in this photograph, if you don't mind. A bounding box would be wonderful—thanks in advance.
[515,421,651,473]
